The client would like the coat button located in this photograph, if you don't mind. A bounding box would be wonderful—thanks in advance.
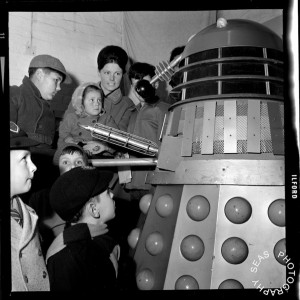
[92,119,96,123]
[79,132,82,136]
[24,275,28,283]
[42,271,47,278]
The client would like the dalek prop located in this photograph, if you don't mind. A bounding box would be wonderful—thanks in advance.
[130,18,286,290]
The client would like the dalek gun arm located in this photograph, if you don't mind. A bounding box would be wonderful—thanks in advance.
[135,55,182,99]
[78,123,159,157]
[90,157,157,168]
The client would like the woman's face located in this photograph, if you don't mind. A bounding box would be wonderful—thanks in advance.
[99,62,123,95]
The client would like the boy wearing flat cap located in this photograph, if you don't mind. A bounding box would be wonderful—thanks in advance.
[46,166,120,291]
[10,54,71,150]
[10,121,50,291]
[10,54,72,196]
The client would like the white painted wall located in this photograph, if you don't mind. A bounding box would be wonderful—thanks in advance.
[9,11,124,86]
[9,10,282,87]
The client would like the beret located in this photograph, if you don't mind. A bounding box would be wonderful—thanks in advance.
[49,166,114,221]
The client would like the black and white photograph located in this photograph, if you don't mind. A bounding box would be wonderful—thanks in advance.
[1,0,299,299]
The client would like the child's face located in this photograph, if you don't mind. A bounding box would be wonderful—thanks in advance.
[58,152,87,175]
[83,90,102,116]
[94,188,115,223]
[10,150,37,198]
[37,69,63,101]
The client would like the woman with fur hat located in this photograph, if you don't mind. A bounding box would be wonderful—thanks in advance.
[96,45,135,132]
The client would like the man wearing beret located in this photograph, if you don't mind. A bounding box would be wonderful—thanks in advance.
[10,54,72,194]
[10,121,50,291]
[46,166,120,291]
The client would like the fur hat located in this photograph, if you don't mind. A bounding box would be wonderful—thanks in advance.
[49,166,114,221]
[10,121,40,149]
[52,142,89,166]
[29,54,72,84]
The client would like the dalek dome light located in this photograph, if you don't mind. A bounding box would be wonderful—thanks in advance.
[181,18,283,60]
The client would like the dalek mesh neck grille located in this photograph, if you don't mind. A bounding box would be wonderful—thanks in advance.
[175,100,284,155]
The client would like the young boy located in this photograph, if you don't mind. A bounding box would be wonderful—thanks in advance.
[28,143,89,255]
[126,62,170,201]
[46,166,119,291]
[10,54,72,195]
[10,121,50,291]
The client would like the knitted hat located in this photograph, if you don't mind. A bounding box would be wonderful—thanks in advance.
[10,121,40,149]
[53,142,88,166]
[29,54,72,84]
[49,166,114,221]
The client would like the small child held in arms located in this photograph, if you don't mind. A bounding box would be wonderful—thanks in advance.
[57,82,116,157]
[29,143,89,256]
[10,121,50,291]
[46,166,119,291]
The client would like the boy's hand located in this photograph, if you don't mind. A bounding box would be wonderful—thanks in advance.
[83,141,107,155]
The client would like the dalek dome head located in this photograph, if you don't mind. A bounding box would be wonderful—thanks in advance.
[166,17,284,158]
[181,18,282,60]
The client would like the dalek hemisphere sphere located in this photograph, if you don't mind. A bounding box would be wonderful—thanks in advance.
[182,18,283,58]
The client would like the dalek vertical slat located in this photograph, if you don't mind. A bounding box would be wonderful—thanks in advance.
[247,100,261,153]
[201,101,216,154]
[267,102,284,155]
[181,103,196,156]
[224,100,237,153]
[168,106,181,137]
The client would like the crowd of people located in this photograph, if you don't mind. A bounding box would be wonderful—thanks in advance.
[9,44,185,293]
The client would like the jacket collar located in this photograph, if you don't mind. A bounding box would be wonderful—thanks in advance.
[11,196,38,250]
[99,84,123,105]
[45,223,108,263]
[23,76,43,99]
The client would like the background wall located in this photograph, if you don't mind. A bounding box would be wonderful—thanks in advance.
[8,10,283,117]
